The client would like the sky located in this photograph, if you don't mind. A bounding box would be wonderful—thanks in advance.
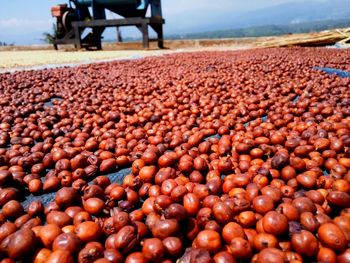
[0,0,343,45]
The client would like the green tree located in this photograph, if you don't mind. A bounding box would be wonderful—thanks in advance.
[0,41,14,46]
[42,24,57,44]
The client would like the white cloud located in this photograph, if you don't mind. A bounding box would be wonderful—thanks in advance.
[0,18,51,29]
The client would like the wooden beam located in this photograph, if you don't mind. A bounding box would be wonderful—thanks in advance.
[72,17,164,28]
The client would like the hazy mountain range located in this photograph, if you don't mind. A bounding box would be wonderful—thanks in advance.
[167,0,350,34]
[232,0,350,28]
[165,19,350,40]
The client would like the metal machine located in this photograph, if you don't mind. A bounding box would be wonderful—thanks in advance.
[51,0,164,50]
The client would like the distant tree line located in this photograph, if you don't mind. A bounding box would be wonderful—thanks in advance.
[0,41,14,46]
[42,24,57,44]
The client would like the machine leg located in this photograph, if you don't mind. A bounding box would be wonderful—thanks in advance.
[52,35,58,50]
[73,25,82,49]
[150,23,164,49]
[157,25,164,49]
[93,34,102,50]
[116,27,123,42]
[141,23,149,49]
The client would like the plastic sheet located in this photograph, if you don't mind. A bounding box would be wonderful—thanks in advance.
[204,134,221,141]
[293,96,300,103]
[314,67,350,78]
[44,97,63,108]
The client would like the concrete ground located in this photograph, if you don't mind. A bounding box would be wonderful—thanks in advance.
[0,39,256,73]
[0,50,171,72]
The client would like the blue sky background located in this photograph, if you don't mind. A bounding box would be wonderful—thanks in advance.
[0,0,349,45]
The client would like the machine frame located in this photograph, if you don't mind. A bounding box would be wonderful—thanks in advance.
[51,0,164,50]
